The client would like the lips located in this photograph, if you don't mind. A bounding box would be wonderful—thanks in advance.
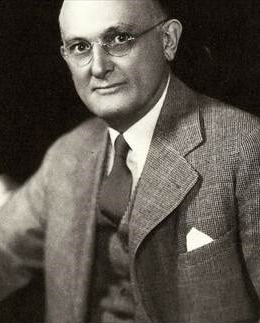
[93,82,125,93]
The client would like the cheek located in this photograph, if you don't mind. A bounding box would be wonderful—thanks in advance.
[68,65,90,91]
[72,73,87,90]
[129,50,165,86]
[130,67,158,96]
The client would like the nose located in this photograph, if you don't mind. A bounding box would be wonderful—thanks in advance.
[90,43,114,78]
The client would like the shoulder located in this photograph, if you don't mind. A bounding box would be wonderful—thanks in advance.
[199,95,260,145]
[191,93,260,163]
[170,77,260,160]
[175,77,260,142]
[41,117,108,170]
[170,76,260,142]
[200,94,260,131]
[169,75,260,134]
[51,116,107,151]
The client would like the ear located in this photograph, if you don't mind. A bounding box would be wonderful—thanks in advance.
[60,45,68,62]
[162,19,182,62]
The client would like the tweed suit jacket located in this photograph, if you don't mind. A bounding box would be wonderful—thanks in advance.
[0,75,260,323]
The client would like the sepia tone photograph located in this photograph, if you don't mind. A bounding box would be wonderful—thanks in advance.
[0,0,260,322]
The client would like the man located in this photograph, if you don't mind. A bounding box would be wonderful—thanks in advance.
[0,0,260,322]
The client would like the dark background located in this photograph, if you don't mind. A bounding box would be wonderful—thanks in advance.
[0,0,87,183]
[0,0,260,322]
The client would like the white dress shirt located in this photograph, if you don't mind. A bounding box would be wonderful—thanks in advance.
[107,75,170,194]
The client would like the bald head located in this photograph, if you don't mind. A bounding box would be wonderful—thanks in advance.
[59,0,167,36]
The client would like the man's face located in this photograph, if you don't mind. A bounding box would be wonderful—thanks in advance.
[60,0,172,130]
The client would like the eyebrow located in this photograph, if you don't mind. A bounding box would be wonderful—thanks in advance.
[103,23,137,34]
[63,23,139,44]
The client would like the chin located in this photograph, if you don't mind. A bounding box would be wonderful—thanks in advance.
[88,98,132,116]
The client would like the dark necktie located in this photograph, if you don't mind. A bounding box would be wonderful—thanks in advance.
[99,134,132,225]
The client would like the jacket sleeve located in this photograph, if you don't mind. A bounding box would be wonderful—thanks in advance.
[0,151,50,301]
[236,125,260,308]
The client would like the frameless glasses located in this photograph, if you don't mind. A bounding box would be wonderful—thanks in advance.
[61,19,167,67]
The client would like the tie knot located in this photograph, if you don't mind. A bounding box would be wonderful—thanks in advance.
[114,134,129,159]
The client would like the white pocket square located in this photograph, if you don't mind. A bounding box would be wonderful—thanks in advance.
[186,228,214,252]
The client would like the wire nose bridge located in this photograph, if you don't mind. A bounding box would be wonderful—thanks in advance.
[90,39,111,56]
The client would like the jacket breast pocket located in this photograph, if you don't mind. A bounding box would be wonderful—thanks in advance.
[173,229,258,321]
[179,229,236,265]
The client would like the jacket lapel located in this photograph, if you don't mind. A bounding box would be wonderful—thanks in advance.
[129,76,203,256]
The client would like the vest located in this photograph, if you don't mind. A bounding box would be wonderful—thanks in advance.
[87,208,135,322]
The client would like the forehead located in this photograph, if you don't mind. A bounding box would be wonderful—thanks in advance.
[60,0,162,39]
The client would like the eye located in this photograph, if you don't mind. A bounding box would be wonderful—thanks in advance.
[69,41,91,55]
[112,32,133,45]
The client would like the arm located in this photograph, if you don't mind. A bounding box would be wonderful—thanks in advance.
[0,159,49,301]
[236,126,260,306]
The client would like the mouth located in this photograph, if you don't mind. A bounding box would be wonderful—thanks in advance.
[93,82,125,94]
